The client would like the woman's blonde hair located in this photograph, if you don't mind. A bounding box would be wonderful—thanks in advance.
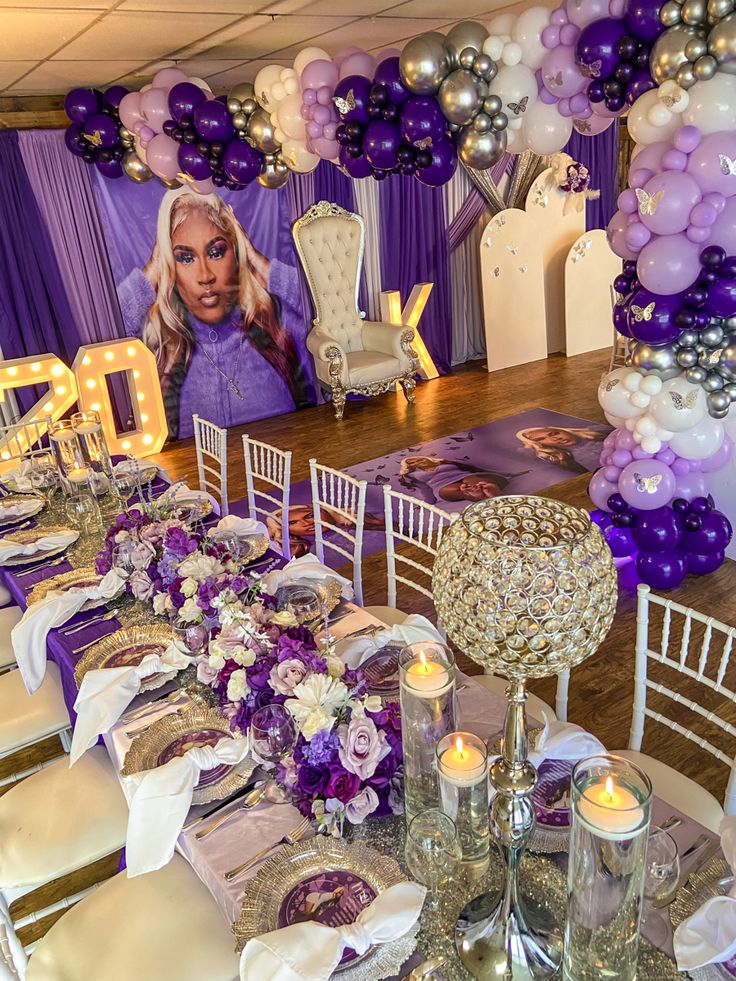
[516,425,605,463]
[144,187,304,408]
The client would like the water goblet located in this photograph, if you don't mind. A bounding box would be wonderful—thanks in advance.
[643,829,680,944]
[210,530,241,562]
[281,585,321,624]
[112,472,137,509]
[29,456,59,504]
[171,614,210,654]
[405,809,462,911]
[64,493,103,535]
[250,704,298,764]
[112,540,137,575]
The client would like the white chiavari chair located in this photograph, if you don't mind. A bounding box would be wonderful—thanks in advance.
[192,414,229,517]
[0,418,51,474]
[242,435,293,559]
[24,855,240,981]
[308,459,367,606]
[614,583,736,832]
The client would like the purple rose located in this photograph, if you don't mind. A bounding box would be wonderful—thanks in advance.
[129,570,155,601]
[325,768,361,803]
[345,786,379,824]
[338,716,391,780]
[297,762,330,796]
[247,656,276,691]
[130,540,156,571]
[367,751,399,790]
[269,657,308,695]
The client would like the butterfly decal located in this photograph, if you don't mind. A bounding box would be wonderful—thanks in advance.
[660,91,682,109]
[83,130,102,146]
[575,119,592,134]
[719,154,736,177]
[333,89,356,115]
[614,291,626,306]
[580,59,602,79]
[703,348,721,366]
[260,91,270,107]
[414,136,433,149]
[244,135,257,148]
[604,378,620,392]
[635,187,665,216]
[545,71,563,87]
[670,390,698,410]
[519,264,528,274]
[631,302,655,322]
[506,243,519,255]
[507,96,528,116]
[493,266,500,277]
[634,472,662,493]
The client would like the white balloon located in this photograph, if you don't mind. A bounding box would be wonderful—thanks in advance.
[487,12,516,35]
[254,65,284,109]
[188,77,214,96]
[271,81,287,104]
[502,41,523,66]
[682,74,736,135]
[505,125,527,153]
[647,102,672,127]
[276,92,306,140]
[522,99,572,154]
[658,79,689,114]
[483,36,505,60]
[284,74,300,96]
[511,5,550,70]
[508,117,524,130]
[293,47,330,78]
[598,367,642,419]
[648,376,707,432]
[488,63,537,122]
[669,416,725,459]
[604,412,627,428]
[279,67,296,83]
[281,138,320,173]
[627,89,681,145]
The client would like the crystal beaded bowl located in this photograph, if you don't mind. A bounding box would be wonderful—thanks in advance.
[432,495,618,679]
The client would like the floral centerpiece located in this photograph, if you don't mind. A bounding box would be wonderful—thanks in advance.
[95,500,404,831]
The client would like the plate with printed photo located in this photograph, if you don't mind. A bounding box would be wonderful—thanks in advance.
[360,644,402,698]
[234,837,418,979]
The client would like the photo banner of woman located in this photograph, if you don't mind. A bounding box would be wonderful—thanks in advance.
[91,175,316,440]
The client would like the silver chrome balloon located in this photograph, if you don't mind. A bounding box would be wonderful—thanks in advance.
[456,124,506,169]
[694,52,718,76]
[459,46,477,70]
[630,341,681,376]
[122,150,154,183]
[473,112,492,132]
[483,94,502,115]
[445,20,489,61]
[473,54,495,80]
[247,107,281,155]
[708,13,736,72]
[491,110,509,131]
[708,390,731,412]
[661,0,685,26]
[650,24,704,84]
[676,60,699,85]
[682,0,708,24]
[685,364,709,382]
[701,323,725,346]
[703,371,725,390]
[677,348,700,366]
[438,68,483,125]
[399,32,451,94]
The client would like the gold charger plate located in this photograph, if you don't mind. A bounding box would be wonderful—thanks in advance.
[275,577,342,624]
[239,533,269,565]
[74,624,181,692]
[114,461,158,484]
[0,494,45,524]
[234,837,418,978]
[1,525,79,566]
[121,703,255,805]
[27,566,101,606]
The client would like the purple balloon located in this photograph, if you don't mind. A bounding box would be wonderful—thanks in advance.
[222,140,261,185]
[619,459,676,510]
[83,112,120,149]
[686,550,725,574]
[169,82,207,125]
[613,295,632,336]
[415,137,457,187]
[64,87,102,124]
[638,171,702,236]
[576,17,628,79]
[625,287,683,343]
[363,120,401,170]
[607,525,637,556]
[633,506,683,551]
[704,276,736,317]
[400,96,447,147]
[541,45,587,98]
[636,549,688,589]
[103,85,129,111]
[627,68,656,104]
[339,145,373,178]
[623,0,665,41]
[64,124,86,158]
[637,234,702,295]
[683,510,732,554]
[589,468,620,510]
[334,75,372,124]
[95,156,123,179]
[177,144,212,181]
[193,99,234,143]
[374,57,410,105]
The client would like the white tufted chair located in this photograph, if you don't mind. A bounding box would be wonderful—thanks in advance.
[292,201,420,420]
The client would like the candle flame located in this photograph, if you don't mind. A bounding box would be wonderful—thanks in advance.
[605,776,614,802]
[455,736,464,759]
[418,650,429,673]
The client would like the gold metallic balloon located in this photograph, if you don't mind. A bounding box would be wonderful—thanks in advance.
[708,0,734,21]
[438,68,483,125]
[456,124,506,170]
[246,107,281,154]
[242,98,258,115]
[445,20,489,61]
[650,24,704,83]
[227,97,242,115]
[258,156,289,189]
[685,35,709,57]
[119,127,135,148]
[232,110,249,131]
[660,0,685,25]
[228,82,256,105]
[682,0,708,24]
[399,32,451,94]
[708,12,736,71]
[122,150,154,183]
[694,51,718,75]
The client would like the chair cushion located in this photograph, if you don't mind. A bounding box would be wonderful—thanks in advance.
[363,605,411,627]
[0,584,11,608]
[474,675,557,725]
[27,855,240,981]
[0,746,128,889]
[0,662,69,755]
[614,749,724,834]
[345,351,401,387]
[0,606,21,669]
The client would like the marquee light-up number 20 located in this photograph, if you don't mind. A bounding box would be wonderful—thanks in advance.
[0,339,168,474]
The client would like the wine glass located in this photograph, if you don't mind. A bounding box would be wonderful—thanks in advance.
[405,809,462,911]
[64,493,103,535]
[171,614,210,654]
[642,829,680,943]
[282,585,321,624]
[29,454,59,504]
[112,540,137,575]
[112,471,137,509]
[209,529,241,562]
[250,704,297,764]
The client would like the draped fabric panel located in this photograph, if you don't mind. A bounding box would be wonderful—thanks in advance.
[564,124,619,231]
[0,132,81,415]
[353,178,382,321]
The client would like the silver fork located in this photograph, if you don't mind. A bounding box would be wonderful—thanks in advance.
[657,815,682,833]
[223,817,311,881]
[680,833,711,861]
[61,610,118,635]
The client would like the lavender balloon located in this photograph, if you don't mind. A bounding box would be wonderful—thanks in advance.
[541,44,587,98]
[589,468,620,510]
[637,233,702,295]
[638,171,702,236]
[687,132,736,197]
[619,458,677,509]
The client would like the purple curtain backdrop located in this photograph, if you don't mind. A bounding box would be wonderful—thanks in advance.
[0,131,81,415]
[447,152,514,252]
[564,123,619,232]
[378,177,452,374]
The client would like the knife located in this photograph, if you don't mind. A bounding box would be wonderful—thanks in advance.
[651,838,721,909]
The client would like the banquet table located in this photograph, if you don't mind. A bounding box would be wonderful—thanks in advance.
[0,481,718,980]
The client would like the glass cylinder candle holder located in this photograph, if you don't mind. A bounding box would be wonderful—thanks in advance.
[399,642,456,823]
[436,731,489,874]
[563,754,653,981]
[72,410,112,498]
[49,419,86,495]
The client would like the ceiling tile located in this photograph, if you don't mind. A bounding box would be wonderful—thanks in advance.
[7,59,142,94]
[55,10,241,61]
[282,15,446,55]
[0,0,109,7]
[118,0,267,10]
[0,10,99,60]
[200,15,355,58]
[301,0,399,14]
[382,0,497,17]
[0,61,38,90]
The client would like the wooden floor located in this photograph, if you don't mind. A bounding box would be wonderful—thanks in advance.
[154,350,736,803]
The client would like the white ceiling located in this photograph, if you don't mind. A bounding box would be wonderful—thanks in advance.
[0,0,531,97]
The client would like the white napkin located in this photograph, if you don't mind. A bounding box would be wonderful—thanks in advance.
[528,721,607,769]
[70,645,192,766]
[337,614,444,669]
[1,460,33,492]
[126,734,250,877]
[11,569,126,694]
[674,815,736,970]
[0,496,42,521]
[113,458,170,482]
[172,483,220,516]
[240,880,426,981]
[263,554,354,600]
[213,514,269,541]
[0,528,79,567]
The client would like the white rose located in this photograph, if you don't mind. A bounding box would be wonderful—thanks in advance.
[152,593,167,616]
[271,610,298,627]
[226,668,249,703]
[231,646,257,667]
[180,577,198,597]
[179,597,202,622]
[178,553,224,581]
[208,651,225,670]
[325,654,346,679]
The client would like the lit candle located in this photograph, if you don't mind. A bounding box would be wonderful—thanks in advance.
[439,734,487,788]
[577,774,645,841]
[67,467,90,485]
[404,649,451,697]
